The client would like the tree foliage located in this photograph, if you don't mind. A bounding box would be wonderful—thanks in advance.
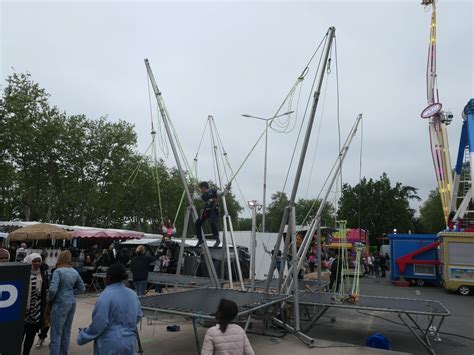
[264,191,334,232]
[0,72,242,234]
[419,189,445,233]
[337,173,420,243]
[1,73,430,240]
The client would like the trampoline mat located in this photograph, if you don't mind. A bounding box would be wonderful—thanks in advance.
[147,273,223,286]
[140,288,289,317]
[297,292,450,316]
[252,279,327,290]
[94,271,221,287]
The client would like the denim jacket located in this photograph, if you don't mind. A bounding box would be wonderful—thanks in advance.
[48,267,85,304]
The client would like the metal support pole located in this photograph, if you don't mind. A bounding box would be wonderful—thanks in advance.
[192,318,201,354]
[209,116,234,287]
[263,124,268,232]
[250,203,257,290]
[226,216,245,290]
[265,206,289,291]
[222,217,233,288]
[271,317,315,347]
[284,219,317,291]
[145,59,219,287]
[284,114,362,291]
[290,207,300,331]
[220,232,226,280]
[175,206,191,291]
[209,116,245,290]
[287,27,335,205]
[264,27,335,291]
[317,222,322,289]
[277,207,292,293]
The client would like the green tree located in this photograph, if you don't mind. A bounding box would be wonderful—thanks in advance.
[266,192,289,232]
[0,72,63,221]
[338,173,420,244]
[419,189,446,233]
[0,72,241,234]
[295,198,334,227]
[264,192,334,232]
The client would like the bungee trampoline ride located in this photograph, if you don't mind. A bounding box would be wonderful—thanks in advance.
[137,17,451,355]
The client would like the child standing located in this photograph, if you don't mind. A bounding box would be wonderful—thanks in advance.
[201,299,254,355]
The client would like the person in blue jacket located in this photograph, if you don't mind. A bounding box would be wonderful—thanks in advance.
[49,250,85,355]
[77,263,142,355]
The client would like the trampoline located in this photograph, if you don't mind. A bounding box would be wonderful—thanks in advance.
[294,292,450,354]
[140,288,290,353]
[249,278,328,292]
[147,272,226,288]
[89,271,224,293]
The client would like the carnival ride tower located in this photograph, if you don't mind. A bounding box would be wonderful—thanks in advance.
[420,0,454,224]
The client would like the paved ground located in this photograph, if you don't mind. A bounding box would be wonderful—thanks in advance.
[33,293,398,355]
[305,277,474,355]
[32,276,473,355]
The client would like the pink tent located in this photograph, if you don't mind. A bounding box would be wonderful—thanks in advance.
[72,229,143,240]
[346,228,369,243]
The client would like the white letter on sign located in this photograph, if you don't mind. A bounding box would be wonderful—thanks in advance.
[0,285,18,308]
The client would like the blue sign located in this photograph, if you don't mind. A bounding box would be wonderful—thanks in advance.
[0,281,22,323]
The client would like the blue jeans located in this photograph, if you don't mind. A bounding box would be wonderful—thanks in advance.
[135,280,147,296]
[49,302,76,355]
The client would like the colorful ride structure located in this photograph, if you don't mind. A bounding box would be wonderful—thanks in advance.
[420,0,454,224]
[421,1,474,228]
[389,2,474,296]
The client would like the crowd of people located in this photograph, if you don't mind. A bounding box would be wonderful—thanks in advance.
[261,234,391,294]
[0,242,256,355]
[362,252,390,278]
[6,249,86,355]
[0,218,389,355]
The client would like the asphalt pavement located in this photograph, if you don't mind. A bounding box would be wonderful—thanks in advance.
[305,276,474,354]
[31,275,473,355]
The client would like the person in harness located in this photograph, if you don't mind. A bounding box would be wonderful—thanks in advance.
[162,219,176,241]
[194,181,229,248]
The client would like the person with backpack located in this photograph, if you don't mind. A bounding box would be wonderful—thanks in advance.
[201,299,254,355]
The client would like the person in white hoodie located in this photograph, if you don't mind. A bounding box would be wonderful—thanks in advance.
[201,299,255,355]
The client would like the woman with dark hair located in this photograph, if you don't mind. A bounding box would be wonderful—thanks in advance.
[48,250,85,355]
[201,299,254,355]
[78,263,142,354]
[21,253,49,355]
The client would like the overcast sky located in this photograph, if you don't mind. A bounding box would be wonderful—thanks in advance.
[1,0,473,218]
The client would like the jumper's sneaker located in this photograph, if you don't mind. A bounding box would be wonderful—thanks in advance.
[213,239,221,247]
